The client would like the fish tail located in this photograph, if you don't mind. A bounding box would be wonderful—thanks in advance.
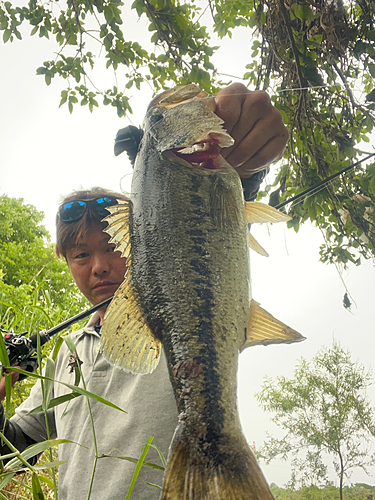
[160,423,275,500]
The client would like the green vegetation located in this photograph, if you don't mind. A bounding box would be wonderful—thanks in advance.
[1,0,374,267]
[271,483,375,499]
[0,196,164,499]
[0,194,89,334]
[257,342,375,500]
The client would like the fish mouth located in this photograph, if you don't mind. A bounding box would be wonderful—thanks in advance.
[171,131,233,170]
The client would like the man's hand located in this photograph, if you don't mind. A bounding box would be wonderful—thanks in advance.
[0,370,20,401]
[214,83,289,178]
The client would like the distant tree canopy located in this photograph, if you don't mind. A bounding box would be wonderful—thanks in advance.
[1,0,375,266]
[256,341,375,500]
[0,195,88,333]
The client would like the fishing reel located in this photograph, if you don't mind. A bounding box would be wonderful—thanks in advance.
[0,297,113,383]
[0,329,50,381]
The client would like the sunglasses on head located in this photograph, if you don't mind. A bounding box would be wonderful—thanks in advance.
[58,196,119,222]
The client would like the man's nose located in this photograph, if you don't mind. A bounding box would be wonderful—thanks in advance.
[92,254,110,276]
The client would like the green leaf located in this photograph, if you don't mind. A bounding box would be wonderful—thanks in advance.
[36,474,54,488]
[31,473,45,500]
[3,29,11,43]
[111,455,164,470]
[0,334,10,368]
[125,437,154,500]
[369,63,375,78]
[52,336,64,361]
[29,392,81,414]
[6,439,74,470]
[290,3,314,20]
[9,366,127,414]
[4,372,12,420]
[0,472,15,491]
[42,357,55,411]
[145,482,162,489]
[248,13,258,28]
[64,336,76,353]
[33,460,66,470]
[369,175,375,195]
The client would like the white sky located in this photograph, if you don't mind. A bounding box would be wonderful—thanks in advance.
[1,5,375,488]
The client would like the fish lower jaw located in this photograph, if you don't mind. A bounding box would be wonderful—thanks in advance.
[172,144,232,171]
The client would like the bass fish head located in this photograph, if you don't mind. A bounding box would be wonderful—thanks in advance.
[142,84,234,171]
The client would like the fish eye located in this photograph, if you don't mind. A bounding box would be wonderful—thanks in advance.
[148,111,165,127]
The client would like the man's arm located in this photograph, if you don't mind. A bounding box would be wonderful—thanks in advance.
[0,371,49,466]
[0,402,39,465]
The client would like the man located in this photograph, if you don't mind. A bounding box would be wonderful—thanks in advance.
[0,84,288,499]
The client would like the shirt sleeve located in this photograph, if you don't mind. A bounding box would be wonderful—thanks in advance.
[0,403,39,465]
[9,377,57,444]
[241,169,269,202]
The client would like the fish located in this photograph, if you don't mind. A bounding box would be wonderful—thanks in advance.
[100,84,305,500]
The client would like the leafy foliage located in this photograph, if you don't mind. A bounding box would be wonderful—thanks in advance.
[256,341,375,499]
[0,1,374,266]
[0,195,89,334]
[271,483,375,499]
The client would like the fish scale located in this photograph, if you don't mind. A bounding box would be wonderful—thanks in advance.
[100,85,305,499]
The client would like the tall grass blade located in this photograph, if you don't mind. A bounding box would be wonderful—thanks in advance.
[0,472,15,489]
[149,444,166,467]
[28,392,81,414]
[0,335,12,419]
[31,472,45,499]
[6,438,73,469]
[4,372,12,420]
[7,367,127,413]
[125,437,154,500]
[52,336,64,361]
[145,482,162,489]
[106,455,164,470]
[42,357,55,411]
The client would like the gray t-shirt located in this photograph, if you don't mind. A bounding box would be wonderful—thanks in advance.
[11,313,178,500]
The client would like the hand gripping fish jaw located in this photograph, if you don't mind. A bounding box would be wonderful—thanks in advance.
[103,85,305,500]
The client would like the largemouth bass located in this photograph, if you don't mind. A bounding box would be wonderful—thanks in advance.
[101,85,305,500]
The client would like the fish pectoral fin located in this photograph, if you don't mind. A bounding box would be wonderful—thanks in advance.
[248,232,269,257]
[240,299,305,352]
[102,200,131,259]
[244,201,291,224]
[100,272,162,374]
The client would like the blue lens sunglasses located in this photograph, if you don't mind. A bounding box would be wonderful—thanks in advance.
[58,197,118,222]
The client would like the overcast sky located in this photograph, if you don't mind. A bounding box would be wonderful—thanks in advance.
[1,7,375,488]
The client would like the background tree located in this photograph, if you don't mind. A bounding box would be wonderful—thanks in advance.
[0,0,374,268]
[0,195,89,335]
[256,341,375,500]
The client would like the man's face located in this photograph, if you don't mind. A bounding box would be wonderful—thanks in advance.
[66,227,127,306]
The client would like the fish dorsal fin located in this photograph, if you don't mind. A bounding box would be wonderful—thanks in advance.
[248,232,269,257]
[100,272,162,374]
[240,299,305,352]
[102,200,131,259]
[245,202,291,224]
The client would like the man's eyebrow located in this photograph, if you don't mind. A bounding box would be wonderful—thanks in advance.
[67,242,88,250]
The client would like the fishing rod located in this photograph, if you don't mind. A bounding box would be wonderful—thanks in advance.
[0,297,112,380]
[275,152,375,210]
[2,148,374,379]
